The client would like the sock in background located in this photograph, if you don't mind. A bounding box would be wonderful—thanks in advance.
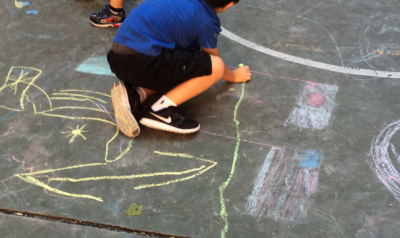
[135,87,146,103]
[108,4,122,14]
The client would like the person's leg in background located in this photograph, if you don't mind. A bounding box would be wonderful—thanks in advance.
[90,0,126,28]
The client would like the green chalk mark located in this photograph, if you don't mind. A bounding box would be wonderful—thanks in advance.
[219,82,246,238]
[127,203,143,216]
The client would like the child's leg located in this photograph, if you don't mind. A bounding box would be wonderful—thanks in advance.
[90,0,126,28]
[110,0,124,8]
[140,55,225,134]
[165,55,224,105]
[111,82,156,138]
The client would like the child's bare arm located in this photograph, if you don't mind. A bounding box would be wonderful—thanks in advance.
[200,47,251,82]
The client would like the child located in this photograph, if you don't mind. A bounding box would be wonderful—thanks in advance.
[107,0,251,138]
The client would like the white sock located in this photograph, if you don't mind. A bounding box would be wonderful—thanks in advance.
[135,87,146,103]
[109,8,119,15]
[151,95,177,112]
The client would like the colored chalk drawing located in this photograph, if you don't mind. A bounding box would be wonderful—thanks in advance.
[219,82,246,238]
[61,125,88,143]
[246,147,321,221]
[0,66,217,202]
[73,58,331,235]
[15,0,29,8]
[75,53,115,76]
[369,120,400,201]
[284,83,338,130]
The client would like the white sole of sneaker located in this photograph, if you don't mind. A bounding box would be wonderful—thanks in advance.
[90,21,120,28]
[140,118,200,134]
[110,81,140,138]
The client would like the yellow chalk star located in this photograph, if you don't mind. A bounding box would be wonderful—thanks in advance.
[62,125,88,143]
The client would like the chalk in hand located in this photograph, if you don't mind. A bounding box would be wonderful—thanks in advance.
[238,63,244,67]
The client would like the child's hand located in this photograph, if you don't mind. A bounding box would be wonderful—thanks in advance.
[232,66,251,82]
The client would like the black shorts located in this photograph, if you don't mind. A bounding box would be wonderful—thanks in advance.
[107,48,212,92]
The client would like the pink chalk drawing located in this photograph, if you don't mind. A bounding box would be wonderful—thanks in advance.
[370,120,400,202]
[246,147,321,222]
[306,93,326,108]
[285,83,338,130]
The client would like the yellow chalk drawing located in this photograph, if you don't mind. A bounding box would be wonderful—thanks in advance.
[15,0,25,8]
[61,125,88,143]
[376,49,400,56]
[0,66,46,110]
[1,66,217,202]
[15,151,217,202]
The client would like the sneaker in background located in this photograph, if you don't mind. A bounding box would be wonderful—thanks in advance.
[111,81,141,138]
[140,107,200,134]
[90,4,126,28]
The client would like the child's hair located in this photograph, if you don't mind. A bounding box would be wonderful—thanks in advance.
[204,0,239,9]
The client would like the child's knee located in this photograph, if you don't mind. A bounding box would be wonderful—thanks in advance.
[210,55,224,80]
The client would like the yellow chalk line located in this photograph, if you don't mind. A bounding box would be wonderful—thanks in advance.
[2,77,52,110]
[1,68,42,110]
[0,105,25,111]
[49,166,205,182]
[17,151,217,202]
[0,66,41,92]
[154,151,194,158]
[134,162,217,190]
[18,71,40,110]
[105,128,131,163]
[134,151,218,189]
[37,112,116,126]
[14,70,29,94]
[15,79,52,109]
[15,175,103,202]
[376,49,400,56]
[60,89,111,98]
[40,106,112,114]
[154,151,218,164]
[49,97,102,108]
[52,93,107,103]
[19,163,107,176]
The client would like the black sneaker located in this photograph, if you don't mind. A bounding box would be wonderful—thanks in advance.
[90,4,126,28]
[110,81,141,138]
[140,107,200,134]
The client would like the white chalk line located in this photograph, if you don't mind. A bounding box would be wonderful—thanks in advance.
[221,27,400,79]
[370,120,400,201]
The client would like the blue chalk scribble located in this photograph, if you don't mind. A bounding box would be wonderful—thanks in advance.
[300,150,320,168]
[26,10,37,14]
[76,53,115,76]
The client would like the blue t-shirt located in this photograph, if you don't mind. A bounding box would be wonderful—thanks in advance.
[113,0,221,56]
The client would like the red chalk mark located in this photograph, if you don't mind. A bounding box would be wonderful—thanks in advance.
[199,130,279,147]
[228,67,335,86]
[308,169,319,196]
[306,93,326,108]
[281,169,305,219]
[389,175,400,183]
